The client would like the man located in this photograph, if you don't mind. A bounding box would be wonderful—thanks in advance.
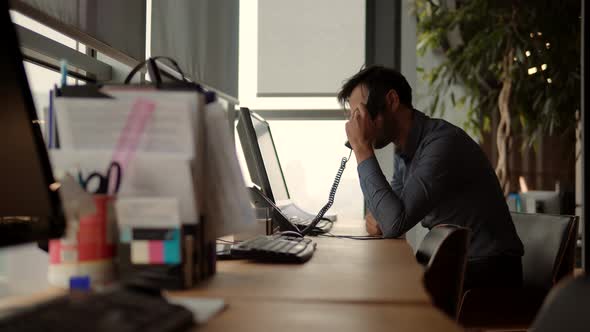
[340,65,524,290]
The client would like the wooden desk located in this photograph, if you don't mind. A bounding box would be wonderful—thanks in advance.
[175,235,430,304]
[1,220,462,331]
[172,220,463,331]
[199,300,461,332]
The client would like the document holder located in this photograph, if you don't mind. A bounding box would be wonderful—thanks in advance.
[52,57,218,290]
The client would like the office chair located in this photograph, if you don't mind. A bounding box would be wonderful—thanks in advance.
[416,224,470,319]
[530,275,590,332]
[458,212,579,330]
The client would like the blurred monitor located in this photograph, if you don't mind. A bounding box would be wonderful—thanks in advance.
[520,191,561,214]
[0,1,65,247]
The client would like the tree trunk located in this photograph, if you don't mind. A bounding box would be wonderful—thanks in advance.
[495,50,513,196]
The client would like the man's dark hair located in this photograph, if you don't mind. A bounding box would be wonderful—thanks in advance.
[338,65,413,113]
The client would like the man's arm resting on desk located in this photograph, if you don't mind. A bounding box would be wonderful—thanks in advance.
[365,212,406,238]
[365,212,382,236]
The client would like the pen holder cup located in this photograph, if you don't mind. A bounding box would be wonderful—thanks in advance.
[48,195,117,290]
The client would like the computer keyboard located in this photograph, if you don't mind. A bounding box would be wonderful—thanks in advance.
[231,234,316,263]
[0,287,194,332]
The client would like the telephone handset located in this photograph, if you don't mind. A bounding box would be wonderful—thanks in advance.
[344,90,382,150]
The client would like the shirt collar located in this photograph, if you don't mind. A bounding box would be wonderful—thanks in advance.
[396,109,426,163]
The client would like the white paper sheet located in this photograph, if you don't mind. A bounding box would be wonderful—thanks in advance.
[203,102,256,237]
[165,296,226,324]
[54,97,195,156]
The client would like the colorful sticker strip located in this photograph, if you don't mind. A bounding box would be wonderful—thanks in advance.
[130,228,181,265]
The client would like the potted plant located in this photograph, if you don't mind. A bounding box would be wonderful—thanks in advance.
[415,0,581,194]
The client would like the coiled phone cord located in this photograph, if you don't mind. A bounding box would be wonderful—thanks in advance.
[300,149,352,236]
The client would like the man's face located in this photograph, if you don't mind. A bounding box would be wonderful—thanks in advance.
[345,84,391,149]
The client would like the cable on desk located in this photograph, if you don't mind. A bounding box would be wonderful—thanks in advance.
[319,232,385,240]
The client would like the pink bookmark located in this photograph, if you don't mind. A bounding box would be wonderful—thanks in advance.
[110,98,156,194]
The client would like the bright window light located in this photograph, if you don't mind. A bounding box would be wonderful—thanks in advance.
[541,64,547,71]
[547,78,553,84]
[525,50,531,57]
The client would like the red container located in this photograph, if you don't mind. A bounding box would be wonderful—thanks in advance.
[48,195,117,288]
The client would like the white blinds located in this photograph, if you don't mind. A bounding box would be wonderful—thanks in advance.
[150,0,239,99]
[257,0,365,97]
[14,0,146,61]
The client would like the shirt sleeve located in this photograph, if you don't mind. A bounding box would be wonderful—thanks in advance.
[357,135,459,238]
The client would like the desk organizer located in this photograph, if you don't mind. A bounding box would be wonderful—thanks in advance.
[116,222,215,290]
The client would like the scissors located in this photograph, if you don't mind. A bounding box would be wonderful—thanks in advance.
[80,161,122,194]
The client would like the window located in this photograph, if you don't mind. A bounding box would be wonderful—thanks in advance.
[257,0,364,97]
[239,0,365,110]
[235,118,364,219]
[11,10,87,125]
[238,1,366,219]
[268,120,364,219]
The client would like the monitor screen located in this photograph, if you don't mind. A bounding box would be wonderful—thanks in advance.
[236,108,290,203]
[250,114,290,201]
[0,1,65,247]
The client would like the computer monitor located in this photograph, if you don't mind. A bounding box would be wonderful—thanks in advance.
[519,191,561,214]
[236,108,290,202]
[236,107,337,225]
[0,2,66,247]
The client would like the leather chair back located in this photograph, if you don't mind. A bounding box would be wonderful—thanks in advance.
[511,212,579,291]
[531,276,590,332]
[416,225,470,319]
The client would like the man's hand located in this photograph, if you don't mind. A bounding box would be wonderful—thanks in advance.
[365,212,382,236]
[345,103,375,163]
